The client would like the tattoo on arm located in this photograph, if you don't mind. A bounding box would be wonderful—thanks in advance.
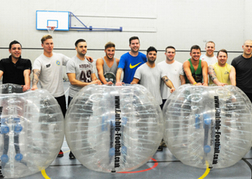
[208,66,217,81]
[32,70,41,85]
[162,76,169,83]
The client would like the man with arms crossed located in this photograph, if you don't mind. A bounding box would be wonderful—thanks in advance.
[116,36,147,85]
[0,40,32,91]
[131,46,175,106]
[157,46,185,109]
[209,49,236,86]
[183,45,208,86]
[32,35,70,158]
[96,42,119,84]
[231,40,252,102]
[66,39,101,159]
[201,41,218,66]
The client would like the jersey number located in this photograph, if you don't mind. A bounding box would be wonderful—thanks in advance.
[80,70,91,82]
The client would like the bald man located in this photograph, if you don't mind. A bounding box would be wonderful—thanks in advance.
[231,40,252,102]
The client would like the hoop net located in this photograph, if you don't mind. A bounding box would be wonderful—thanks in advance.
[47,26,56,35]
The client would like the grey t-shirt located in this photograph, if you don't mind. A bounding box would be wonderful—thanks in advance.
[33,53,70,97]
[134,63,165,105]
[66,56,94,97]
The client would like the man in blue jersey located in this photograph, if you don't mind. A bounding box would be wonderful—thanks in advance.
[116,36,147,85]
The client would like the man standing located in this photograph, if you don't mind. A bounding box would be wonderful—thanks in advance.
[116,36,147,85]
[66,39,101,159]
[32,35,70,158]
[0,40,32,91]
[201,41,218,66]
[183,45,208,86]
[157,46,185,108]
[209,49,236,86]
[96,42,119,84]
[231,40,252,102]
[67,39,101,103]
[131,46,175,106]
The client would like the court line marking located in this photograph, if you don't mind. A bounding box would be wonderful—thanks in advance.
[198,161,210,179]
[118,158,158,174]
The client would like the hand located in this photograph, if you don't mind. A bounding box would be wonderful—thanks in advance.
[170,87,175,93]
[202,82,208,86]
[22,85,30,92]
[195,83,202,86]
[86,56,93,63]
[106,81,113,85]
[91,80,101,85]
[116,81,123,86]
[31,86,38,90]
[217,82,227,86]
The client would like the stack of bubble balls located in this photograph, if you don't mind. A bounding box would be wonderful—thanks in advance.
[65,84,164,173]
[163,85,252,169]
[0,84,64,178]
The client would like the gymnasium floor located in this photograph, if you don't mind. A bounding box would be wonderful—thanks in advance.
[5,82,252,179]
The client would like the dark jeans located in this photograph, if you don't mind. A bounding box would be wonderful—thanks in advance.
[55,95,66,117]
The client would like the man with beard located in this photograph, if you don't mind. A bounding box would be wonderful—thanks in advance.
[0,40,32,91]
[131,46,175,106]
[116,36,147,85]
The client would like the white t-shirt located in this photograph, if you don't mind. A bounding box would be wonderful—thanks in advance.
[157,60,184,100]
[33,53,70,97]
[201,55,218,66]
[134,63,165,105]
[66,56,94,98]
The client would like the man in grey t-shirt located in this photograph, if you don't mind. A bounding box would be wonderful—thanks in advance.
[131,46,175,106]
[67,39,101,102]
[66,39,101,159]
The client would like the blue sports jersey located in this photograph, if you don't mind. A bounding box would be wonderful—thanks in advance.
[118,52,147,83]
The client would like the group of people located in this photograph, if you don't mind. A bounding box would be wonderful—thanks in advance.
[1,35,252,157]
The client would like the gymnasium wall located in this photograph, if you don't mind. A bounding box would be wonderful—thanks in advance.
[0,0,251,65]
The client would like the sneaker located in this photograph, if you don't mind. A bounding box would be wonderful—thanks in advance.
[57,150,64,157]
[69,151,75,159]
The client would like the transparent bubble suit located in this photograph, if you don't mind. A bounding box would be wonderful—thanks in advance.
[163,85,252,169]
[65,84,163,173]
[0,84,64,178]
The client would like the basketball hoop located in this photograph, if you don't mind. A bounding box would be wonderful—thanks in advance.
[47,26,56,35]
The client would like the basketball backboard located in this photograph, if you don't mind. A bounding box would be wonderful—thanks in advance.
[36,10,69,31]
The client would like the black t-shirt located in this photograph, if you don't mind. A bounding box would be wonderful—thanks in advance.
[231,55,252,93]
[0,56,32,85]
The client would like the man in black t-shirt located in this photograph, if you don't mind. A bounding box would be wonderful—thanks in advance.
[231,40,252,102]
[0,40,32,92]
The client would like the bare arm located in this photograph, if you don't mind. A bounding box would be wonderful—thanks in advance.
[67,73,101,87]
[229,66,236,86]
[179,74,186,85]
[31,69,40,90]
[96,58,108,84]
[0,71,3,79]
[208,65,226,86]
[201,61,208,86]
[162,76,175,93]
[116,68,123,86]
[131,78,139,84]
[23,69,31,91]
[183,61,200,85]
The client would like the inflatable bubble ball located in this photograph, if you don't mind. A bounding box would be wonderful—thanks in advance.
[163,85,252,169]
[0,84,64,178]
[65,84,163,173]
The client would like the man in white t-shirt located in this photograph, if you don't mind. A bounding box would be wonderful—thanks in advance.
[201,41,218,66]
[131,46,175,107]
[157,46,185,108]
[32,34,70,158]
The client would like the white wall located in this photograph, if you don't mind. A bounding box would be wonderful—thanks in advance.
[0,0,250,65]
